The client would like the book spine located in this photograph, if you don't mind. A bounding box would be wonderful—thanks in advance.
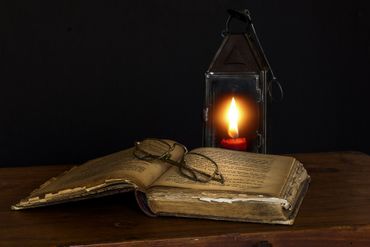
[134,190,157,217]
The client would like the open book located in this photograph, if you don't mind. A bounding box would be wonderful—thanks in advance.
[12,139,310,225]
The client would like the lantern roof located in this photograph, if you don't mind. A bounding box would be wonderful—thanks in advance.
[207,33,269,73]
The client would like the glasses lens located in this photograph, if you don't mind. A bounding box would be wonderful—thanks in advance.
[135,139,171,159]
[181,153,218,182]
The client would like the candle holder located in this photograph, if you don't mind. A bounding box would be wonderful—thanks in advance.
[203,9,283,153]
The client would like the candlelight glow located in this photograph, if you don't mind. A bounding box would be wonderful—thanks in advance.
[226,97,240,138]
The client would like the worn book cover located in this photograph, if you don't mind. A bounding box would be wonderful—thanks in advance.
[12,139,310,225]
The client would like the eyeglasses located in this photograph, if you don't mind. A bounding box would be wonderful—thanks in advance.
[133,139,225,184]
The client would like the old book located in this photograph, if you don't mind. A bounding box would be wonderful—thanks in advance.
[12,139,310,225]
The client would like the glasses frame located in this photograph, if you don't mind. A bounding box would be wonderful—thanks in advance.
[133,139,224,184]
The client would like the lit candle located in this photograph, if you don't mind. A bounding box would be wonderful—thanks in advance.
[220,97,248,151]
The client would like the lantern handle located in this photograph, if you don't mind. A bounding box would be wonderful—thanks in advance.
[222,9,284,102]
[222,9,251,37]
[221,9,252,37]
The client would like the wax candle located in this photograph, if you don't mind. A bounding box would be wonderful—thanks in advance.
[220,137,247,151]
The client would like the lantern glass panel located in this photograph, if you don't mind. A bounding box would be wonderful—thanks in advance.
[204,72,265,153]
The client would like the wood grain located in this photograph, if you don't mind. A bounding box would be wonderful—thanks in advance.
[1,152,370,247]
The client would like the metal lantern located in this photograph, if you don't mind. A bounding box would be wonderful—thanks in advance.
[203,9,282,153]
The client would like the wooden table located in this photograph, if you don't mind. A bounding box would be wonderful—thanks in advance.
[1,152,370,247]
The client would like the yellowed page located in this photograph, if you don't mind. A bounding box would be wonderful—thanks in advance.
[151,147,295,197]
[14,139,185,209]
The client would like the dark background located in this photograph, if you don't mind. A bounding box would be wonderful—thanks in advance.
[1,0,369,167]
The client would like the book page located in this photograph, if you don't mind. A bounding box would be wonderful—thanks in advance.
[24,140,185,199]
[151,148,295,197]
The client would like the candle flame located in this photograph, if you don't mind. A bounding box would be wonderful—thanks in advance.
[227,97,240,138]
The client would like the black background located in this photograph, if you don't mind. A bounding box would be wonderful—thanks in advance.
[1,0,369,167]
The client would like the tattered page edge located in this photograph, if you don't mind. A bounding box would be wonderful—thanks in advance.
[147,189,296,225]
[281,161,310,210]
[283,174,311,224]
[11,178,139,210]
